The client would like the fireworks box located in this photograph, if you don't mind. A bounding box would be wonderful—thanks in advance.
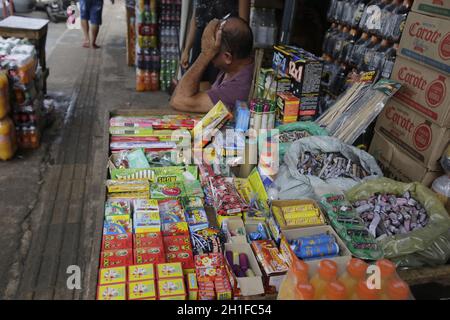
[186,273,198,300]
[127,280,157,300]
[156,262,184,279]
[98,266,127,285]
[102,233,133,251]
[133,247,165,265]
[158,278,186,300]
[276,92,299,123]
[412,0,450,20]
[128,264,155,282]
[133,232,164,249]
[398,12,450,75]
[100,249,133,268]
[97,283,126,300]
[391,57,450,127]
[375,99,450,170]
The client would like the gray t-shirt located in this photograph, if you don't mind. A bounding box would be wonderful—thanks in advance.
[206,63,254,109]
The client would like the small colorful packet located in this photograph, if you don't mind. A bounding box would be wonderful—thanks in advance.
[185,208,209,232]
[183,180,204,198]
[128,280,156,300]
[126,148,151,168]
[182,197,204,209]
[98,266,127,285]
[150,182,185,199]
[97,283,126,300]
[128,264,155,282]
[106,180,150,194]
[133,211,161,233]
[104,199,131,217]
[158,199,186,224]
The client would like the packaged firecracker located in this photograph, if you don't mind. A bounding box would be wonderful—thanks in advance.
[133,232,164,249]
[158,199,186,223]
[100,249,133,268]
[209,176,247,216]
[104,214,133,234]
[162,222,190,237]
[128,264,155,282]
[128,280,157,300]
[186,273,199,300]
[157,262,184,280]
[158,278,186,300]
[102,233,133,251]
[98,266,127,285]
[97,283,126,300]
[150,181,185,199]
[251,240,289,276]
[133,210,161,233]
[133,247,165,265]
[105,199,132,217]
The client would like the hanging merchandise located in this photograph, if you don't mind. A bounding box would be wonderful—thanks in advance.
[316,72,401,144]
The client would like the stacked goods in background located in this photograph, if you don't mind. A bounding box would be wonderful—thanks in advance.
[135,0,160,92]
[321,0,413,113]
[0,38,42,150]
[126,0,137,66]
[369,1,450,187]
[159,0,181,92]
[270,45,324,123]
[0,70,16,160]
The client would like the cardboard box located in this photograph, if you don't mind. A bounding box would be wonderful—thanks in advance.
[271,199,326,230]
[398,12,450,75]
[96,283,126,300]
[133,247,165,265]
[127,280,156,300]
[98,266,127,285]
[100,249,133,268]
[128,264,155,282]
[223,243,265,296]
[223,217,248,244]
[245,221,271,242]
[158,278,186,300]
[391,57,450,127]
[412,0,450,20]
[375,99,450,170]
[279,225,352,268]
[186,273,198,300]
[102,233,133,251]
[276,92,299,123]
[156,262,184,279]
[369,130,443,187]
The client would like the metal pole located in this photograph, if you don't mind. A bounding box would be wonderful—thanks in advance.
[280,0,298,45]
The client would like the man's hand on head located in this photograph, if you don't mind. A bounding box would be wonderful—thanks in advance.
[201,19,223,60]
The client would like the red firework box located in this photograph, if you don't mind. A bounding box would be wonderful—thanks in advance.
[133,232,164,249]
[398,12,450,75]
[162,222,189,236]
[164,235,195,270]
[375,99,450,170]
[100,249,133,268]
[133,247,166,265]
[391,57,450,127]
[102,233,133,251]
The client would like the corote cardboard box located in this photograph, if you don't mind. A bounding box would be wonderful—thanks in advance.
[398,12,450,75]
[391,57,450,127]
[369,130,443,187]
[412,0,450,20]
[375,99,450,170]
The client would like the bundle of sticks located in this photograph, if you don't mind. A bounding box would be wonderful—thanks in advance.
[316,74,400,144]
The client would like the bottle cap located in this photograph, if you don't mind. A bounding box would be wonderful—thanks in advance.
[318,259,338,281]
[295,283,315,300]
[325,281,347,300]
[376,259,396,279]
[347,258,368,280]
[388,279,410,300]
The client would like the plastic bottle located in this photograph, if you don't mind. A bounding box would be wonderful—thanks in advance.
[352,279,379,300]
[294,283,315,300]
[376,259,397,294]
[324,281,348,300]
[310,259,338,299]
[277,260,310,300]
[338,258,369,294]
[380,279,411,300]
[257,8,268,46]
[0,72,9,119]
[390,0,412,42]
[0,116,17,160]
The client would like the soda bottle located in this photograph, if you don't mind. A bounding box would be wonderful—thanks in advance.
[294,283,315,300]
[352,279,379,300]
[339,28,359,63]
[324,281,348,300]
[351,0,371,28]
[0,116,17,160]
[359,35,380,71]
[348,32,370,67]
[338,258,368,294]
[381,43,398,78]
[278,260,310,300]
[327,0,339,22]
[376,259,397,294]
[333,0,346,23]
[136,68,146,91]
[310,259,338,299]
[380,0,402,39]
[359,0,381,32]
[380,279,411,300]
[368,38,390,74]
[322,23,340,58]
[390,0,412,43]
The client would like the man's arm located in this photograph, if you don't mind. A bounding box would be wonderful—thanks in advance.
[170,19,222,113]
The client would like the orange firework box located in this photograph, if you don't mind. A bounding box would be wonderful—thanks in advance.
[133,232,163,249]
[100,249,133,268]
[186,273,198,300]
[158,278,186,300]
[156,262,184,279]
[98,266,127,285]
[128,264,155,282]
[127,280,157,300]
[102,233,133,251]
[97,283,126,300]
[133,247,165,265]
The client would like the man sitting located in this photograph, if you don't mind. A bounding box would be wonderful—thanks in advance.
[170,17,254,113]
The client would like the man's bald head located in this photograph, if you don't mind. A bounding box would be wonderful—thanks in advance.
[220,17,254,60]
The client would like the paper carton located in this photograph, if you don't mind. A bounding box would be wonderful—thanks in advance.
[133,247,165,265]
[391,57,450,127]
[158,278,186,300]
[398,12,450,74]
[412,0,450,20]
[102,233,133,251]
[186,273,198,300]
[128,264,155,282]
[223,217,248,244]
[374,99,450,170]
[223,243,265,296]
[127,280,156,300]
[98,266,127,285]
[100,249,133,268]
[156,262,184,279]
[271,199,326,230]
[133,232,163,249]
[96,283,126,300]
[369,130,442,187]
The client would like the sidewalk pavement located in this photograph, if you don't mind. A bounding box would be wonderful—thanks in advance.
[0,1,170,299]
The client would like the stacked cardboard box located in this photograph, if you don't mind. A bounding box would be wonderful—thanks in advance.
[370,1,450,187]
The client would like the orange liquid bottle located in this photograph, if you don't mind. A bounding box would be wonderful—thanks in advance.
[294,283,315,300]
[324,281,348,300]
[278,260,310,300]
[352,279,379,300]
[380,279,411,300]
[0,117,17,160]
[310,259,338,299]
[338,258,368,295]
[0,72,9,119]
[376,259,397,294]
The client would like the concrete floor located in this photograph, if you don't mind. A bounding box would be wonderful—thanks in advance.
[0,1,169,299]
